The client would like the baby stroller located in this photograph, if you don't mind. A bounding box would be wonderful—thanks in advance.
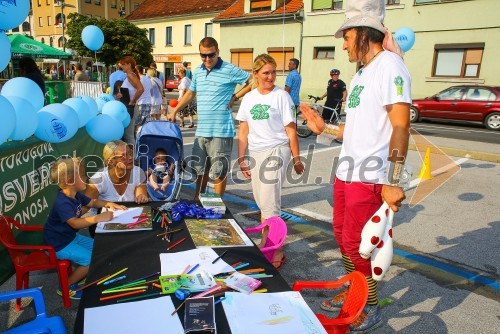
[135,120,183,201]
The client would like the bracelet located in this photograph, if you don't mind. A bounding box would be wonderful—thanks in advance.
[385,161,412,189]
[232,94,239,101]
[321,123,340,139]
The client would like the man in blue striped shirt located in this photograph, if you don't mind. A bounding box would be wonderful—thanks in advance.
[285,58,302,109]
[169,37,251,200]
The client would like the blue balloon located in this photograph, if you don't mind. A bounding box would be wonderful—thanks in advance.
[395,27,415,52]
[96,93,115,103]
[77,95,98,119]
[122,111,131,128]
[6,96,37,141]
[86,114,124,144]
[0,0,31,31]
[81,25,104,51]
[35,104,79,143]
[95,98,106,113]
[0,96,16,145]
[63,97,91,127]
[0,32,11,72]
[102,100,128,126]
[1,77,45,111]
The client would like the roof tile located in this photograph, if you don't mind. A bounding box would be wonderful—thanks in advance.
[127,0,236,21]
[214,0,303,21]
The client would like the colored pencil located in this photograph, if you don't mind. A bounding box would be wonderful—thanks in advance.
[122,272,160,285]
[231,261,243,268]
[215,297,226,305]
[105,279,147,291]
[103,275,127,285]
[99,289,145,302]
[233,263,250,271]
[186,263,200,274]
[97,267,128,285]
[171,299,187,315]
[102,286,148,294]
[152,283,162,289]
[156,228,183,237]
[211,250,228,264]
[74,274,110,292]
[167,237,186,250]
[253,288,268,293]
[127,218,148,228]
[117,292,163,303]
[181,264,191,274]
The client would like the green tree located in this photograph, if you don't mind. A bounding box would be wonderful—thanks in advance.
[66,13,153,66]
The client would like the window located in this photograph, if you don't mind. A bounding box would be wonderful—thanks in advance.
[184,24,192,45]
[149,28,155,46]
[134,3,139,9]
[50,37,53,47]
[37,0,41,6]
[387,0,400,4]
[312,0,343,11]
[85,0,91,3]
[463,88,495,102]
[46,0,50,4]
[12,26,19,32]
[314,47,335,59]
[230,49,253,71]
[38,17,43,27]
[165,26,172,45]
[95,1,101,5]
[205,23,213,38]
[55,13,64,26]
[433,43,484,78]
[22,22,30,32]
[267,47,294,72]
[415,0,461,3]
[41,37,45,44]
[58,36,66,48]
[250,0,271,12]
[111,0,117,8]
[47,16,52,26]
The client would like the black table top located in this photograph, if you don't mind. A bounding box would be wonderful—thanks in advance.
[74,203,291,333]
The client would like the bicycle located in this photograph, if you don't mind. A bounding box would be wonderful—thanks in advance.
[296,95,345,143]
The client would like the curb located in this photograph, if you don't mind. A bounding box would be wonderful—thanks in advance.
[408,144,500,163]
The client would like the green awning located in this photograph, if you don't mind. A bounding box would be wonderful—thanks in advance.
[8,34,72,60]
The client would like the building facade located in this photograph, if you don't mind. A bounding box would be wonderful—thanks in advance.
[31,0,144,49]
[127,0,235,79]
[213,0,303,89]
[301,0,500,99]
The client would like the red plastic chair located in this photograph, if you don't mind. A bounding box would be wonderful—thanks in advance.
[245,216,287,263]
[292,271,369,334]
[0,216,72,310]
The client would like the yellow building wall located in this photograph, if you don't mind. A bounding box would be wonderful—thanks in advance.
[132,13,221,75]
[218,20,302,89]
[301,0,500,100]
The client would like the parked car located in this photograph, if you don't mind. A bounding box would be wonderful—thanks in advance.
[165,75,180,91]
[411,85,500,130]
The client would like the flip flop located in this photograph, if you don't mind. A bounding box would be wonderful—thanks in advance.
[272,254,287,270]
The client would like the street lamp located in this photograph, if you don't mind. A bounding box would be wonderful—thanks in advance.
[55,0,75,53]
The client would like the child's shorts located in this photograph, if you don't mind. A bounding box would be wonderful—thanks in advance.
[56,234,94,266]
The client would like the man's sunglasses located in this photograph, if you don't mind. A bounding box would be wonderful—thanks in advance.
[200,52,217,59]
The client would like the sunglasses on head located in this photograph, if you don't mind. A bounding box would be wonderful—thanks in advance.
[200,52,217,59]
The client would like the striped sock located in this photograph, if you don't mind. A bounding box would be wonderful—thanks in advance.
[366,276,378,306]
[342,254,355,274]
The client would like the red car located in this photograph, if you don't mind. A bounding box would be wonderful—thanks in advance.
[411,85,500,130]
[165,74,180,91]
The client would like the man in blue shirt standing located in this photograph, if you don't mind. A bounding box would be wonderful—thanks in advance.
[285,58,302,110]
[168,37,251,200]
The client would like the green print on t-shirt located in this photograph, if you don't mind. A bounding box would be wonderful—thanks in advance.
[394,76,404,96]
[250,104,271,120]
[348,85,364,108]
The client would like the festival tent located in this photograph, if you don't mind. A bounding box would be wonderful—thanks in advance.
[8,34,72,59]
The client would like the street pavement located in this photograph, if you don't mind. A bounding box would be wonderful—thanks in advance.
[1,118,498,333]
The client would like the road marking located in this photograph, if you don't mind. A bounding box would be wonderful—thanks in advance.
[413,124,499,135]
[300,145,342,155]
[291,207,332,223]
[408,157,469,190]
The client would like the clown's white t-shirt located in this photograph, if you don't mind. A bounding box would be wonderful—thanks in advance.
[236,86,296,152]
[336,51,412,184]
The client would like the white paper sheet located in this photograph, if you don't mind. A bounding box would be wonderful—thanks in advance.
[84,296,184,334]
[95,207,152,233]
[160,248,234,276]
[222,291,327,334]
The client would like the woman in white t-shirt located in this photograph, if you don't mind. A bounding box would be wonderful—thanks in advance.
[177,68,195,128]
[236,54,304,268]
[85,140,148,237]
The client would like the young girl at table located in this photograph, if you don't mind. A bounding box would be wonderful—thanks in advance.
[44,157,126,299]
